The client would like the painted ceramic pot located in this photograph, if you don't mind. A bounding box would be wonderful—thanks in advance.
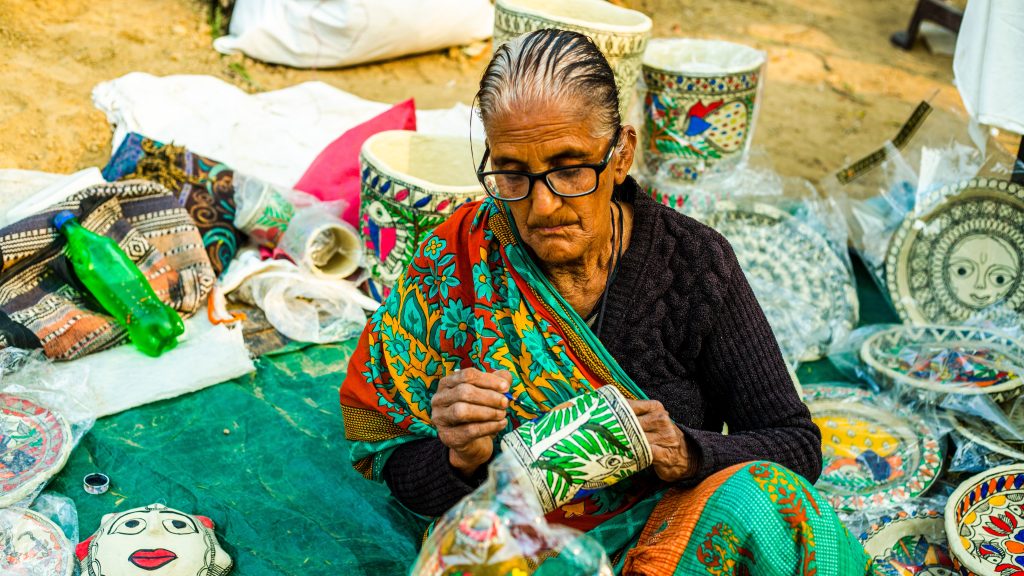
[641,39,765,181]
[702,201,858,363]
[233,175,296,248]
[861,325,1024,401]
[500,385,653,514]
[492,0,652,117]
[860,508,956,576]
[885,178,1024,325]
[804,385,943,512]
[359,131,485,301]
[946,464,1024,576]
[79,503,233,576]
[0,507,74,576]
[0,394,72,508]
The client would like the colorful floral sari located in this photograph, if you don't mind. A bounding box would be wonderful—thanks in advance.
[340,198,871,573]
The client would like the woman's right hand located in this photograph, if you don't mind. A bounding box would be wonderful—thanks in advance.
[432,368,511,477]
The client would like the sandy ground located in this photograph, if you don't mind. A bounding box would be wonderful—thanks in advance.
[0,0,978,185]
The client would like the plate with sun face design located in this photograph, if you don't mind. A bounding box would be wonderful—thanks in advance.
[804,385,944,512]
[885,178,1024,325]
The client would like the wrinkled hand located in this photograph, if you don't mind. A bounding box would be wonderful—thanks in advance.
[432,368,511,477]
[629,399,696,483]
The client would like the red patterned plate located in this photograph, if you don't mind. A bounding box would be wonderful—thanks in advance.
[0,394,72,508]
[0,507,74,575]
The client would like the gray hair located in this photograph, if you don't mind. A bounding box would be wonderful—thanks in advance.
[476,29,620,138]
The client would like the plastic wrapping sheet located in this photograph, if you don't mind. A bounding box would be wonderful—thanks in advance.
[0,492,78,575]
[827,101,1022,325]
[411,453,611,576]
[0,349,94,509]
[638,166,858,366]
[48,342,429,575]
[803,384,945,513]
[845,497,956,575]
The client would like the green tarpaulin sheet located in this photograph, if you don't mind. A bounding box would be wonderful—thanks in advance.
[50,259,897,575]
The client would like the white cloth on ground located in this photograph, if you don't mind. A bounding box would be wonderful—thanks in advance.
[954,0,1024,134]
[0,168,106,228]
[92,73,483,188]
[213,0,494,69]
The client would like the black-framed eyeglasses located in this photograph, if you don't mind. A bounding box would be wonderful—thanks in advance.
[476,128,621,201]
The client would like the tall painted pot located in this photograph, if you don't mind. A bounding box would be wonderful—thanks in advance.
[493,0,652,117]
[641,39,766,182]
[359,131,485,301]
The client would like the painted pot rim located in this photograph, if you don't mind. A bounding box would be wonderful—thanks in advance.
[860,508,946,558]
[361,131,483,196]
[860,324,1024,397]
[495,0,653,36]
[945,463,1024,575]
[643,38,766,77]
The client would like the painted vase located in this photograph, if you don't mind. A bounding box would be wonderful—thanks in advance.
[641,39,765,182]
[359,131,485,301]
[492,0,652,118]
[945,464,1024,576]
[500,385,653,514]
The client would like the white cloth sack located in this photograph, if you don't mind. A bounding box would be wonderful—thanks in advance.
[213,0,493,69]
[92,73,482,187]
[954,0,1024,134]
[45,316,254,419]
[219,250,378,343]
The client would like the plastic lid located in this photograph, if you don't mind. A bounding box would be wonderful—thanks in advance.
[53,210,78,230]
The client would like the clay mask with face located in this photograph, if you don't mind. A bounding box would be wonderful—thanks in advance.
[946,235,1020,309]
[77,504,232,576]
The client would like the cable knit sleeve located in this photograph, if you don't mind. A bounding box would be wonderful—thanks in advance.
[381,438,488,517]
[682,249,823,484]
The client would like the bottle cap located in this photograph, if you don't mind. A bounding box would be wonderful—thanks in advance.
[53,210,78,230]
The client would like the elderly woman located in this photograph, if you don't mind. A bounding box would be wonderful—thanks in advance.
[342,29,869,574]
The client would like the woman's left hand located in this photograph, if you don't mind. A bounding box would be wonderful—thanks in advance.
[628,399,696,483]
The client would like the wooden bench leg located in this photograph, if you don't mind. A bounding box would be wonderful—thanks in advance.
[891,0,965,51]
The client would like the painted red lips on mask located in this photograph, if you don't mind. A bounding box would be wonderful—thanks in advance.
[128,548,178,570]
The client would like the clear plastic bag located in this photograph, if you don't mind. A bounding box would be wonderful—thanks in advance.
[0,348,95,509]
[410,453,612,576]
[826,100,1022,325]
[639,164,858,367]
[0,492,78,575]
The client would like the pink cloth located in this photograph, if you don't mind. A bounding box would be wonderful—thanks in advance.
[294,98,417,227]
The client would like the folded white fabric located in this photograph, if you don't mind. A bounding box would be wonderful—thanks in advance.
[954,0,1024,134]
[213,0,493,69]
[48,315,255,419]
[92,73,481,188]
[0,168,106,228]
[219,249,378,344]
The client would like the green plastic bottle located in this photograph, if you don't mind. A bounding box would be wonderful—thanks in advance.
[54,210,185,357]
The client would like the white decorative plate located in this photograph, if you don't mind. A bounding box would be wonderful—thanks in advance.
[946,464,1024,576]
[804,385,943,512]
[0,394,73,508]
[861,324,1024,402]
[703,201,858,363]
[885,178,1024,325]
[0,507,74,576]
[860,508,955,575]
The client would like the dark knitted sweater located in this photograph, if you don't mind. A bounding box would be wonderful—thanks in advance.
[381,177,823,517]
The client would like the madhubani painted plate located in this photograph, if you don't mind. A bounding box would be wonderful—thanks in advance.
[945,464,1024,576]
[952,413,1024,463]
[885,178,1024,325]
[702,201,858,363]
[0,394,72,508]
[0,507,75,576]
[861,325,1024,402]
[804,385,943,512]
[860,508,956,576]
